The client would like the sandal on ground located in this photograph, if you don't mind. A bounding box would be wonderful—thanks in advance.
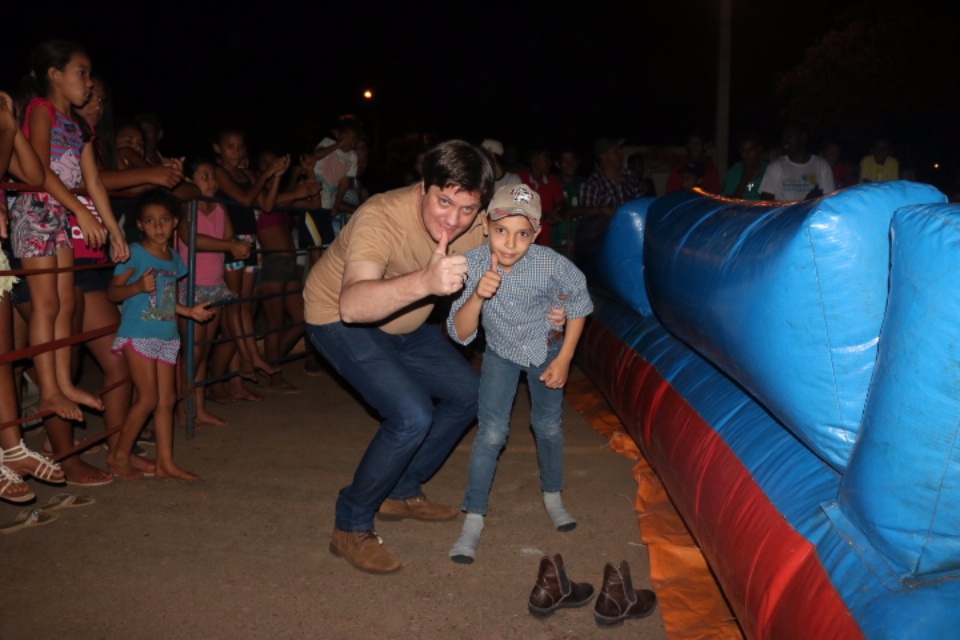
[0,464,35,504]
[0,507,58,534]
[45,492,96,511]
[65,467,115,487]
[3,440,65,484]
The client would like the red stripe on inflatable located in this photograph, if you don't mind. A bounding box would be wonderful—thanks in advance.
[583,322,862,640]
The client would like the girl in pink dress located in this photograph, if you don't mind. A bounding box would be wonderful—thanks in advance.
[176,159,251,426]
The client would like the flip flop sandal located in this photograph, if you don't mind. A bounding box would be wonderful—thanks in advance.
[65,468,115,487]
[2,439,65,484]
[0,508,58,534]
[45,492,96,511]
[0,464,35,504]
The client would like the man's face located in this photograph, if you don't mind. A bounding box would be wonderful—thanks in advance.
[740,141,760,164]
[873,140,891,163]
[601,146,624,170]
[420,184,483,244]
[782,128,806,155]
[531,152,551,175]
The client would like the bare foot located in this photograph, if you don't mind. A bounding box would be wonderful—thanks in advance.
[62,384,105,412]
[130,454,157,476]
[39,391,83,422]
[156,462,199,481]
[196,410,228,427]
[232,388,263,402]
[0,464,34,503]
[59,458,115,486]
[106,459,144,481]
[207,389,238,405]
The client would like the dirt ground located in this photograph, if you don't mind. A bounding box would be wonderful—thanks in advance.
[2,361,667,640]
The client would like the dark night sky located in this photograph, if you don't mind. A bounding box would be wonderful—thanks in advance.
[1,0,901,165]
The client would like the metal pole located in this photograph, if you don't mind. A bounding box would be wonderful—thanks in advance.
[184,198,198,439]
[715,0,732,175]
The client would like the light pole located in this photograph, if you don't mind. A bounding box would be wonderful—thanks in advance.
[363,88,379,165]
[715,0,731,174]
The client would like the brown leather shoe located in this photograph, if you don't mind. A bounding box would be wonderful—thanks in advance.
[593,561,657,626]
[329,528,401,574]
[377,493,459,521]
[528,553,595,617]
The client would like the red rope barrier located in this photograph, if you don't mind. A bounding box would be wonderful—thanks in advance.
[0,322,119,366]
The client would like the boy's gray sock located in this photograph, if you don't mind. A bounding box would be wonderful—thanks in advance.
[449,513,484,564]
[543,491,577,532]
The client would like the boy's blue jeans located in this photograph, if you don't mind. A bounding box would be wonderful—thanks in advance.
[463,345,565,516]
[307,321,479,532]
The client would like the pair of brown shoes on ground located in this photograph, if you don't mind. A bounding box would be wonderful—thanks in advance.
[528,553,658,627]
[330,493,460,573]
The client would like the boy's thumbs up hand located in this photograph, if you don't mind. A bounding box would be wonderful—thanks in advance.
[474,252,502,300]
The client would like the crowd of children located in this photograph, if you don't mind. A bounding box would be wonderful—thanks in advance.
[0,40,338,497]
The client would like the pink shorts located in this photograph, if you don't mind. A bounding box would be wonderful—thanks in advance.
[111,337,180,365]
[9,193,73,258]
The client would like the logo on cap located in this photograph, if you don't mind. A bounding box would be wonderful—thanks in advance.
[511,186,533,205]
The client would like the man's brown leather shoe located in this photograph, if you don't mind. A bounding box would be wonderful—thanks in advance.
[528,553,595,617]
[329,528,401,574]
[377,493,459,521]
[593,560,657,625]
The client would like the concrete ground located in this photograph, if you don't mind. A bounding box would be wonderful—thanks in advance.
[3,360,667,640]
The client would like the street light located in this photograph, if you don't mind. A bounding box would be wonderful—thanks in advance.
[362,88,378,163]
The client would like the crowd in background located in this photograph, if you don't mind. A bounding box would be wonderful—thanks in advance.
[0,38,923,504]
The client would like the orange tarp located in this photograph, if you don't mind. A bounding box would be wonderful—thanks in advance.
[567,378,744,640]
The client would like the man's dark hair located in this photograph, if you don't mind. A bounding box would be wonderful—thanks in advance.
[421,140,495,205]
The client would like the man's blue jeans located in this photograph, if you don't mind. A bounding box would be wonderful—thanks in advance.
[307,321,479,532]
[463,346,565,516]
